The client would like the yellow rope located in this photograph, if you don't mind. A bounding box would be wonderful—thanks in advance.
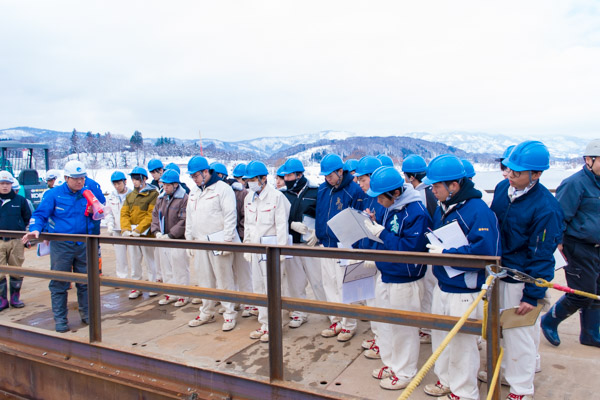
[397,275,495,400]
[485,347,504,400]
[534,278,600,301]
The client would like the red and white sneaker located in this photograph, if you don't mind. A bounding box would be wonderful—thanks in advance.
[362,338,376,350]
[337,329,354,342]
[321,322,342,338]
[506,394,533,400]
[128,290,142,299]
[371,366,392,380]
[424,380,451,396]
[364,343,381,359]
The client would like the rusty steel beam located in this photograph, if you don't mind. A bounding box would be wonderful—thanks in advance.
[86,236,101,343]
[266,247,284,382]
[0,323,358,400]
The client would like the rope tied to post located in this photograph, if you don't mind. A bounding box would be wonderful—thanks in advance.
[397,273,497,400]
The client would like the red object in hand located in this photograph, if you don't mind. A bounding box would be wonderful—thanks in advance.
[82,189,105,220]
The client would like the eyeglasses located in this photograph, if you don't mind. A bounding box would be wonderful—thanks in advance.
[507,169,522,178]
[190,172,202,179]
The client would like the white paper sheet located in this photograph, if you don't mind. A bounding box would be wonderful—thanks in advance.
[37,242,50,257]
[425,220,470,279]
[259,234,293,262]
[301,215,315,243]
[327,208,383,248]
[554,248,568,271]
[342,274,376,303]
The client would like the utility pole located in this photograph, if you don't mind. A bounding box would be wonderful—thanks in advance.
[199,130,204,156]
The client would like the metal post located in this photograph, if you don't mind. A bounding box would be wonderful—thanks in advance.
[86,236,102,343]
[486,265,501,400]
[266,247,283,382]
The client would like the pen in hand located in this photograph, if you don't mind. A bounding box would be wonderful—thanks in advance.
[427,227,444,243]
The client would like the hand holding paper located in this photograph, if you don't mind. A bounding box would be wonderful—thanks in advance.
[363,219,385,238]
[291,221,309,235]
[427,244,444,254]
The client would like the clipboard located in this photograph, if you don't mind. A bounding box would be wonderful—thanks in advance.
[37,242,50,257]
[341,261,376,303]
[500,304,543,329]
[301,215,315,243]
[343,261,377,283]
[327,208,384,248]
[259,234,293,262]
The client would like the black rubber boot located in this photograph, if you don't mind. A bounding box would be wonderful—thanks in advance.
[0,278,8,311]
[580,307,600,347]
[541,296,579,346]
[9,277,25,308]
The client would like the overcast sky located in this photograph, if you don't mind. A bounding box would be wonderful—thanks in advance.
[1,1,599,141]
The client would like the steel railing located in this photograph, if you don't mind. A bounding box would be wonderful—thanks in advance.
[0,230,502,400]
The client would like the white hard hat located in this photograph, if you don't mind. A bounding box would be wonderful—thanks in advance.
[0,170,14,183]
[63,160,87,178]
[584,139,600,157]
[11,177,20,190]
[46,169,60,180]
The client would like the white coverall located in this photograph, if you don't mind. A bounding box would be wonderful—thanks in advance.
[105,189,131,279]
[185,180,238,322]
[243,184,290,332]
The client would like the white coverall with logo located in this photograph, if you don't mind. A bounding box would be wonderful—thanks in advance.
[185,180,238,322]
[243,184,290,333]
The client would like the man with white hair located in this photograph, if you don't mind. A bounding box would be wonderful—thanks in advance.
[22,160,95,332]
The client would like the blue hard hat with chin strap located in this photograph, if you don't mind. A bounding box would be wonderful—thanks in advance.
[187,156,209,175]
[210,162,228,176]
[377,154,394,167]
[461,159,476,178]
[165,162,180,174]
[129,166,148,178]
[232,163,247,178]
[243,160,269,179]
[402,154,427,173]
[502,140,550,172]
[147,159,164,172]
[280,158,305,175]
[354,156,382,177]
[110,171,127,182]
[343,159,358,172]
[367,166,405,197]
[423,154,466,185]
[319,154,344,176]
[160,169,180,184]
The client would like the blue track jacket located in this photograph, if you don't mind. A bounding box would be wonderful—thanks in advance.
[371,185,432,283]
[432,181,501,293]
[491,179,564,306]
[316,171,365,248]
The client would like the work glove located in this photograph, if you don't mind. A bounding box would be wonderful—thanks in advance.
[219,251,232,256]
[231,181,243,191]
[155,233,169,239]
[131,231,141,237]
[363,220,385,238]
[426,244,444,254]
[304,229,318,247]
[290,221,309,235]
[364,260,377,269]
[244,253,253,263]
[186,249,195,258]
[106,227,114,235]
[121,231,132,237]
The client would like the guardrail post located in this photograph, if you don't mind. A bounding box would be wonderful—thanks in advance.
[486,265,501,400]
[86,236,102,343]
[266,246,283,382]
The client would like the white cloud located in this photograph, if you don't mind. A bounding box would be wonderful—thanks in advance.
[0,0,599,140]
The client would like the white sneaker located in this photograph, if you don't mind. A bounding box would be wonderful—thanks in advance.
[321,322,342,338]
[241,307,252,317]
[380,375,410,390]
[222,319,236,331]
[188,315,215,327]
[506,394,534,400]
[424,380,451,396]
[477,370,508,386]
[260,332,269,343]
[191,298,202,304]
[148,292,158,297]
[250,329,267,339]
[337,329,354,342]
[158,295,176,305]
[174,297,189,307]
[218,306,226,314]
[362,338,376,350]
[372,366,392,380]
[128,290,142,299]
[419,331,432,344]
[364,344,381,359]
[289,316,307,328]
[249,307,259,316]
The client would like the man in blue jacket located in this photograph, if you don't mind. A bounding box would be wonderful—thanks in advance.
[315,153,365,342]
[490,141,563,400]
[542,139,600,348]
[22,160,96,333]
[422,154,500,400]
[361,166,432,391]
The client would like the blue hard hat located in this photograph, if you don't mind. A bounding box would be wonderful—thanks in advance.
[354,156,382,177]
[461,159,476,178]
[164,162,180,174]
[210,162,228,176]
[110,171,127,182]
[423,154,466,185]
[502,140,550,172]
[319,154,344,176]
[129,166,148,178]
[243,160,269,179]
[160,169,180,184]
[232,163,246,178]
[402,154,427,173]
[367,166,405,197]
[343,159,358,172]
[281,158,305,175]
[147,159,164,172]
[187,156,209,175]
[276,165,286,177]
[377,154,394,167]
[500,145,516,161]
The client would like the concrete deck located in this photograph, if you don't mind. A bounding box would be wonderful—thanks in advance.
[2,234,598,399]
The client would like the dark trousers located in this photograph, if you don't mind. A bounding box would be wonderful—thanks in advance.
[563,235,600,309]
[49,241,88,324]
